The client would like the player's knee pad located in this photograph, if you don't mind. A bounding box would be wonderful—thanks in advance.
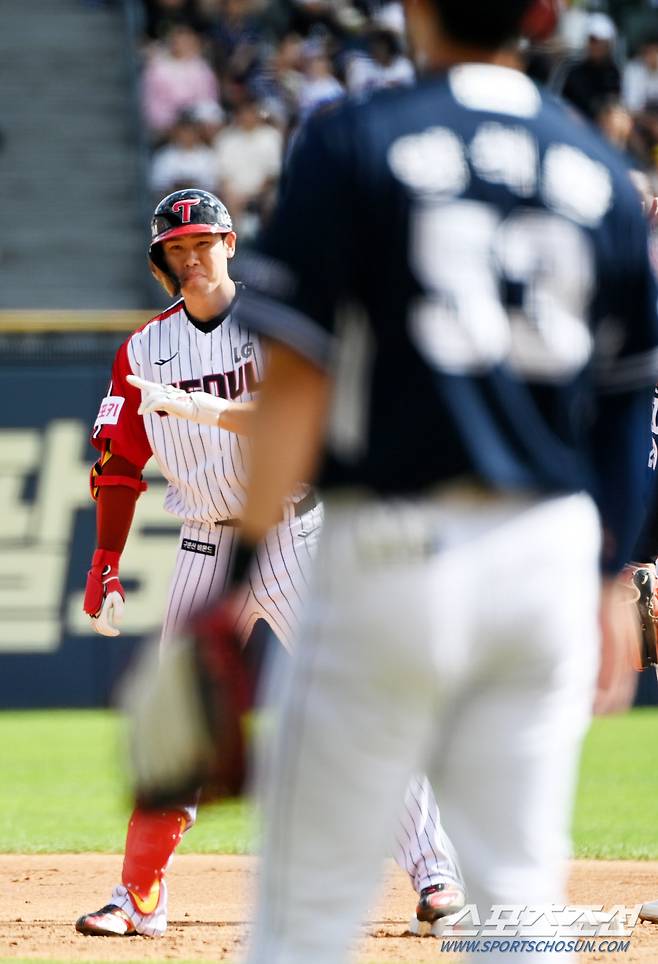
[121,807,187,905]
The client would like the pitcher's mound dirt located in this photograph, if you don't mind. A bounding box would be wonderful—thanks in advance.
[1,854,657,962]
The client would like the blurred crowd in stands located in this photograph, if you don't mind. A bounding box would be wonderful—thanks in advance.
[136,0,658,239]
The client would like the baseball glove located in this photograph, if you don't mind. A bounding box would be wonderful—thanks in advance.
[120,599,257,809]
[623,564,658,670]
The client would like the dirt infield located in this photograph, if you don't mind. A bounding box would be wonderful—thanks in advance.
[1,855,658,962]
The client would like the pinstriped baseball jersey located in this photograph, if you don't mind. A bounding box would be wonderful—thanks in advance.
[92,286,265,524]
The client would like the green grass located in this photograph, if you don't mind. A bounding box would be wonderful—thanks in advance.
[573,707,658,859]
[1,707,658,858]
[0,709,255,854]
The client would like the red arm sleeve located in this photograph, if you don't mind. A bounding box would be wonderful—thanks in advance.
[95,455,142,554]
[91,338,152,470]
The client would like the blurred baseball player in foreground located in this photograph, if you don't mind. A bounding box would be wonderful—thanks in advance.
[75,189,464,938]
[121,0,658,959]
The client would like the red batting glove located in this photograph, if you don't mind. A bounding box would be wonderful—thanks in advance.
[83,549,126,637]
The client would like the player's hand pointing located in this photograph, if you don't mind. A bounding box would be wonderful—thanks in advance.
[127,374,229,427]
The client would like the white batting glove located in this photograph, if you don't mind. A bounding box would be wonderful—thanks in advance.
[83,550,126,638]
[92,591,125,638]
[127,374,229,427]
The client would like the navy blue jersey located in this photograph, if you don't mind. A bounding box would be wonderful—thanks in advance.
[236,64,658,568]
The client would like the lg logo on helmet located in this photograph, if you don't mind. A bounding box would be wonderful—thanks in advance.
[172,198,201,222]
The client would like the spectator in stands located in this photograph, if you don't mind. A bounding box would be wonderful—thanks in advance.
[558,0,592,53]
[189,99,225,144]
[212,94,283,237]
[142,0,205,42]
[614,32,658,169]
[142,25,219,139]
[150,109,216,195]
[258,0,297,39]
[344,27,414,94]
[287,0,364,39]
[368,1,405,37]
[596,96,634,152]
[623,35,658,113]
[254,32,306,126]
[204,0,265,81]
[559,12,621,120]
[297,38,344,119]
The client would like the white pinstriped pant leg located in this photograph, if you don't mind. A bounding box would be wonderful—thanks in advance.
[159,509,323,652]
[158,521,239,830]
[394,774,464,893]
[235,503,324,649]
[157,509,325,826]
[160,521,238,649]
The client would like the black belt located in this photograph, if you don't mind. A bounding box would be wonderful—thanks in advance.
[215,490,318,528]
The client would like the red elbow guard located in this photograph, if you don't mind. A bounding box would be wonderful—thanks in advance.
[89,451,147,502]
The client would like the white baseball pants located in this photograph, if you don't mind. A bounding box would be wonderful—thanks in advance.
[246,491,601,964]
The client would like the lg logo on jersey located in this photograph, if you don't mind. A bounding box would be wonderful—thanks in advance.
[233,342,253,363]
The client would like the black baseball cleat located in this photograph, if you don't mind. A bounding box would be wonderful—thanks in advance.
[640,899,658,923]
[75,904,136,937]
[409,882,466,936]
[416,882,466,922]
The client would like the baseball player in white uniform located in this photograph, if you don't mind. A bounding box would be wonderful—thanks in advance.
[74,189,464,938]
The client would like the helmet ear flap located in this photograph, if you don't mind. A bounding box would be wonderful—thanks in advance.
[148,256,180,298]
[148,240,180,297]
